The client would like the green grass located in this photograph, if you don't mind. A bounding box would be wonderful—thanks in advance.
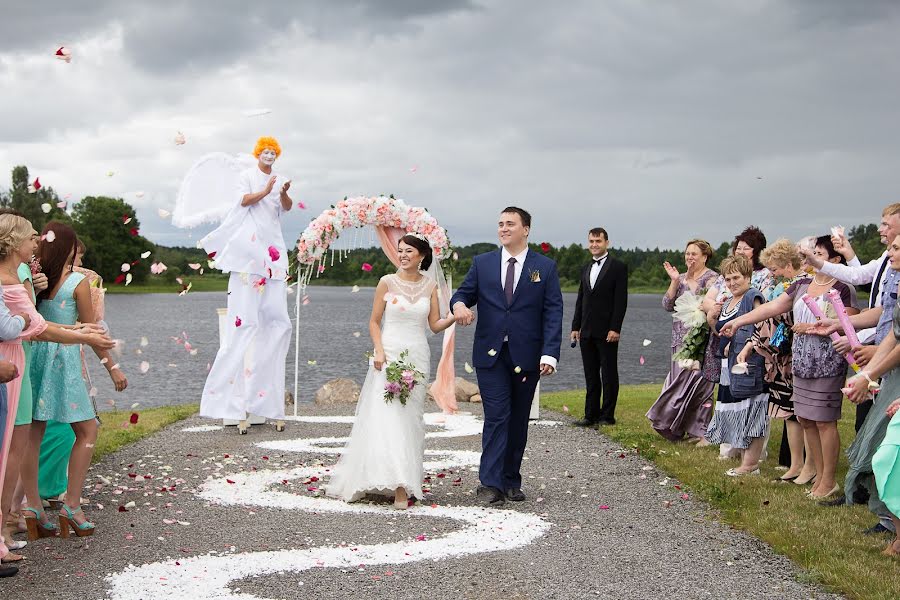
[104,278,229,294]
[542,385,900,600]
[93,404,198,462]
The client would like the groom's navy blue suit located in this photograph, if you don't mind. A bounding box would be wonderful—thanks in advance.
[451,249,563,491]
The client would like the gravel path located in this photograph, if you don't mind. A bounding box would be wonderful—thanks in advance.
[5,402,842,600]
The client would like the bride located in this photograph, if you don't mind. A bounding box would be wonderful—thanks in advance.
[326,234,456,508]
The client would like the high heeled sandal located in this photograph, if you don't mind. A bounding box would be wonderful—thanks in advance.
[23,507,58,540]
[58,505,95,538]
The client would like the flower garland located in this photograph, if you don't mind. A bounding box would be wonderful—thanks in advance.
[296,195,452,267]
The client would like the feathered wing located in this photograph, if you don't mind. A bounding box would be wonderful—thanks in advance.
[172,152,258,228]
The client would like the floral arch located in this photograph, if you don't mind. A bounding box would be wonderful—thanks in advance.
[293,195,458,413]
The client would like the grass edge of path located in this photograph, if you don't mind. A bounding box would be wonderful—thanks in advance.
[93,404,199,463]
[542,385,899,600]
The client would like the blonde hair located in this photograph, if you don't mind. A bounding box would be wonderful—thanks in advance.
[253,136,282,158]
[0,214,34,259]
[719,254,753,278]
[883,203,900,217]
[760,238,802,270]
[684,238,713,261]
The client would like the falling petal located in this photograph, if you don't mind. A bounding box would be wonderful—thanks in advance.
[243,108,272,117]
[125,273,133,285]
[41,203,52,214]
[44,230,56,243]
[562,405,569,413]
[139,361,150,374]
[140,251,151,259]
[123,215,132,225]
[487,349,497,357]
[135,191,145,198]
[121,263,131,273]
[409,165,418,173]
[352,332,361,338]
[158,208,172,219]
[187,263,201,270]
[307,360,317,366]
[639,355,645,365]
[55,46,73,62]
[235,316,242,327]
[57,200,67,209]
[514,366,522,374]
[297,201,306,209]
[464,362,474,374]
[351,285,360,293]
[129,413,139,424]
[140,336,149,347]
[174,131,186,145]
[361,263,373,272]
[643,339,652,346]
[106,171,115,177]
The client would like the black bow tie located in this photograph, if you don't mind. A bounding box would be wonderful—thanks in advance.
[593,258,604,264]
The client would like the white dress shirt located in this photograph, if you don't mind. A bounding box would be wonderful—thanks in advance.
[589,253,608,288]
[500,246,529,292]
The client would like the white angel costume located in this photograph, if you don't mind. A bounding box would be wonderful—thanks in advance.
[174,152,292,421]
[326,274,436,502]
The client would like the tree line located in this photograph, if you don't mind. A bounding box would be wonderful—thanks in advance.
[0,165,884,290]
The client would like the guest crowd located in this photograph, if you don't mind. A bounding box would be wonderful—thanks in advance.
[0,212,125,578]
[644,204,900,558]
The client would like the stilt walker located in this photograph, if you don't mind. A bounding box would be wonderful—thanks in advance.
[173,137,293,433]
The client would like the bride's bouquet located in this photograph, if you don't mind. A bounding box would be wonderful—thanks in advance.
[383,350,425,406]
[671,291,710,371]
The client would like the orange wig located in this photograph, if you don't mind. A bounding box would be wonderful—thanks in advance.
[253,136,282,158]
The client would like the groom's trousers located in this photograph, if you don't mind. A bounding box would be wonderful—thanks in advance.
[476,343,540,490]
[200,272,292,421]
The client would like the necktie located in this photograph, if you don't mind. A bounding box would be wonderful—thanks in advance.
[505,257,517,304]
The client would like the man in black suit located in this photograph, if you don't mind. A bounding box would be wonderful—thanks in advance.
[571,227,628,427]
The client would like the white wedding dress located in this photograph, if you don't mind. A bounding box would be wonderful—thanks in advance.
[326,274,436,502]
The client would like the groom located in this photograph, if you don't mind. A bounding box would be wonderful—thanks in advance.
[452,207,563,505]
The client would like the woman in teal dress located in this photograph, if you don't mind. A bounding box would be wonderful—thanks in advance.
[19,223,125,539]
[17,264,75,505]
[874,399,900,556]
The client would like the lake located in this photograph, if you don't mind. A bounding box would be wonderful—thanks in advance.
[93,288,674,411]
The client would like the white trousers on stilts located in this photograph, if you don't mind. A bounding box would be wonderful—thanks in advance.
[200,273,291,420]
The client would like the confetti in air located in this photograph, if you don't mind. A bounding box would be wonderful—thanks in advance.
[55,46,72,62]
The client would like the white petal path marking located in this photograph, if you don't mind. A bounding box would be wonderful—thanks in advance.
[180,424,224,433]
[106,412,550,599]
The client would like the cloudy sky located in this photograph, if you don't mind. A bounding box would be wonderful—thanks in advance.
[2,0,899,252]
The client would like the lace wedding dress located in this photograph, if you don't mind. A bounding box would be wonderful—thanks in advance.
[326,274,436,502]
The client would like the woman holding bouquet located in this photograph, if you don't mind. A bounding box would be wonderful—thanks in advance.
[646,239,719,441]
[326,235,455,508]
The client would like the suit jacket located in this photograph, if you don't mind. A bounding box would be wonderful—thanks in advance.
[450,250,564,370]
[571,255,628,338]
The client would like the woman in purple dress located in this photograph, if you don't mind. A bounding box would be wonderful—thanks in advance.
[647,239,719,441]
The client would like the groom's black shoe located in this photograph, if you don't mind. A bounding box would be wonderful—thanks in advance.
[572,419,597,428]
[597,418,616,426]
[506,488,526,502]
[476,485,506,506]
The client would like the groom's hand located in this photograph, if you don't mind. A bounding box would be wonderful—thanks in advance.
[453,302,475,327]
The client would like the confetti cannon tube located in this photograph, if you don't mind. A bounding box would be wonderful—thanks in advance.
[826,289,862,349]
[801,293,860,373]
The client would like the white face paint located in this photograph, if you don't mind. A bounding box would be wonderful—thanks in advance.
[259,149,277,165]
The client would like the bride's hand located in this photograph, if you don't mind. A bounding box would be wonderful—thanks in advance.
[373,349,386,371]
